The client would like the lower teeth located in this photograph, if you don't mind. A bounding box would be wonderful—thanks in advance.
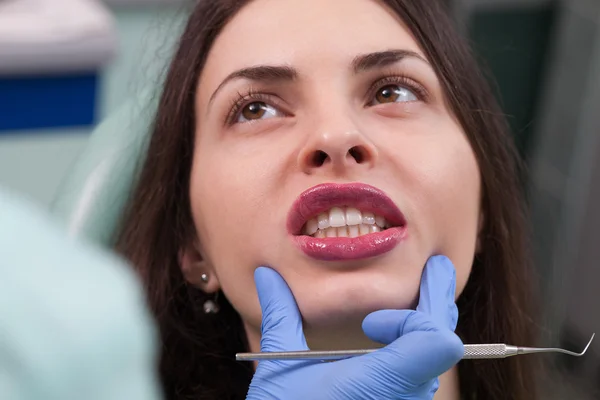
[313,224,383,238]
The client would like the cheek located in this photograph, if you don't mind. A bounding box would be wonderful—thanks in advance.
[190,138,274,246]
[187,143,286,324]
[384,121,481,298]
[426,138,480,298]
[189,130,299,259]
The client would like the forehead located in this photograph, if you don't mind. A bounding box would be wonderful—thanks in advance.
[200,0,425,87]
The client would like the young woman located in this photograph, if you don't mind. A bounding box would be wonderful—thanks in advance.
[115,0,541,398]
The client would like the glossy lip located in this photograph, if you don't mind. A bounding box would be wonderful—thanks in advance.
[287,183,408,261]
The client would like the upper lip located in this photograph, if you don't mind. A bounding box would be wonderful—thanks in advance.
[287,182,407,235]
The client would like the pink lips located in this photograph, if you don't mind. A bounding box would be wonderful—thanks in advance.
[287,183,408,261]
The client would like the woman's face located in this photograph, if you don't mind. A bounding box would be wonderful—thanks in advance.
[186,0,481,349]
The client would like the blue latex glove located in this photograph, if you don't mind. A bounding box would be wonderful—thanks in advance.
[247,255,463,399]
[0,187,163,400]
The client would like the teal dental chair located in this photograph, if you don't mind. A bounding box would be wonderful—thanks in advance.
[50,91,158,247]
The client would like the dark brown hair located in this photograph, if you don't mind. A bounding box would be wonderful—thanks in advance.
[115,1,541,399]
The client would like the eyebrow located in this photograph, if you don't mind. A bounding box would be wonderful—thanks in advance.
[207,49,427,107]
[351,49,429,73]
[208,65,297,106]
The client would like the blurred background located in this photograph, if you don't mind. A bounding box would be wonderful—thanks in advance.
[0,0,598,398]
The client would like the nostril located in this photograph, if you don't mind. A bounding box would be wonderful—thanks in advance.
[348,146,366,163]
[311,150,329,167]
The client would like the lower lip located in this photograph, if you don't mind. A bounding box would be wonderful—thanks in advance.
[292,226,407,261]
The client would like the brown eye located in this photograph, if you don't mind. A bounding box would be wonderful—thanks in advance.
[374,85,417,104]
[241,102,267,120]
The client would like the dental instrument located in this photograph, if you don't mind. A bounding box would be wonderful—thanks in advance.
[236,333,595,361]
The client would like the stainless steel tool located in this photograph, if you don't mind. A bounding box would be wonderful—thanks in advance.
[236,333,595,361]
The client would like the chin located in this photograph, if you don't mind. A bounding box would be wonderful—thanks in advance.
[295,284,418,351]
[298,295,394,351]
[294,279,420,328]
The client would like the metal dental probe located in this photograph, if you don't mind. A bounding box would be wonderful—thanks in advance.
[236,333,595,361]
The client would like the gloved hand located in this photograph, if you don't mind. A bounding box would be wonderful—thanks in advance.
[247,255,463,400]
[0,188,162,400]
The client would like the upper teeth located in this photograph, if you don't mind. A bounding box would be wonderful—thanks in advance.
[303,207,388,236]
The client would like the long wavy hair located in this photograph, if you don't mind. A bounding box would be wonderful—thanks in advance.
[115,1,542,399]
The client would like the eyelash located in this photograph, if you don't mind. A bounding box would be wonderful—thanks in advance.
[367,75,429,104]
[225,74,429,125]
[225,89,273,125]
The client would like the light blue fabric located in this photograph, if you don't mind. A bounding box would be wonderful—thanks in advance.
[0,187,163,400]
[248,256,463,400]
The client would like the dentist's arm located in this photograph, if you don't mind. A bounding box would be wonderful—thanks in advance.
[0,188,162,400]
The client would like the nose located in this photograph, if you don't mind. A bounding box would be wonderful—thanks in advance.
[298,127,378,175]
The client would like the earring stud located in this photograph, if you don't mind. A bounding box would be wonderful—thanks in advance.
[201,273,209,283]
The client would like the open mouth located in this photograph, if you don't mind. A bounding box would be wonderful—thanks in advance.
[287,183,407,261]
[302,206,391,238]
[288,182,406,237]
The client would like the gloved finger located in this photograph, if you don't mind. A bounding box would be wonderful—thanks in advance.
[360,258,461,394]
[362,309,415,344]
[254,266,308,352]
[361,310,463,390]
[361,255,458,344]
[414,255,458,395]
[416,255,458,331]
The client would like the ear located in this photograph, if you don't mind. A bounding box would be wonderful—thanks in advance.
[179,240,220,293]
[475,210,485,254]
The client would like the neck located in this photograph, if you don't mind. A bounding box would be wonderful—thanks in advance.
[244,323,461,399]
